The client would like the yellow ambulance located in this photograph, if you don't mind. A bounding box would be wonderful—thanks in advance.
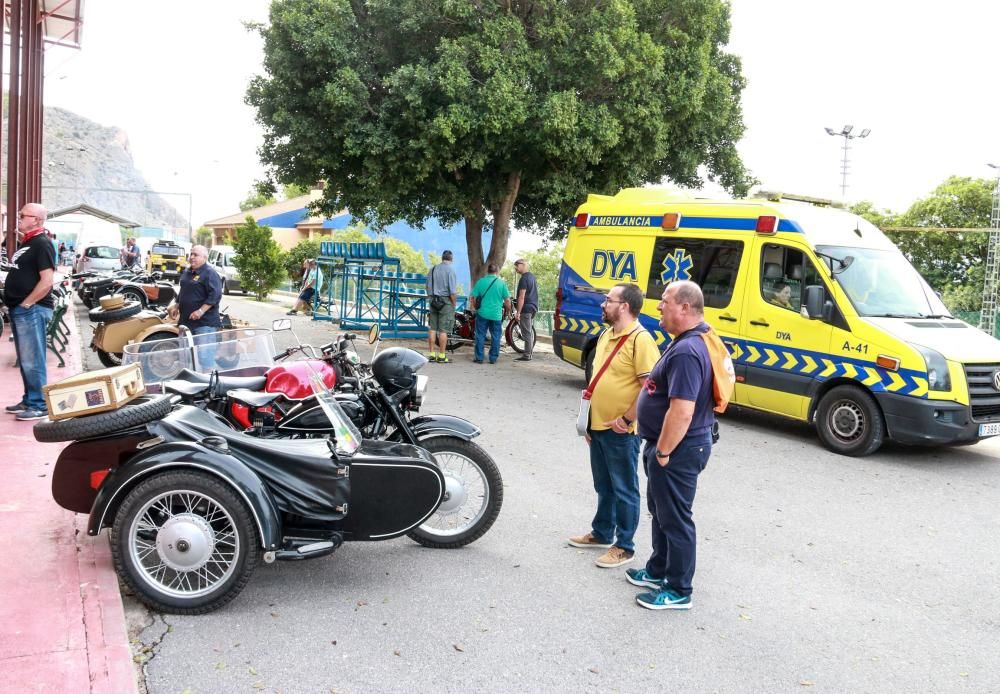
[554,188,1000,456]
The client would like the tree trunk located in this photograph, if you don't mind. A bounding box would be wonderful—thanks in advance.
[464,172,521,287]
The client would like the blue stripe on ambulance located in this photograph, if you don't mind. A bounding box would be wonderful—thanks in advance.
[556,265,928,398]
[580,215,804,233]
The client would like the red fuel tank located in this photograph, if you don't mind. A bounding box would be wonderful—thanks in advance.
[264,360,336,400]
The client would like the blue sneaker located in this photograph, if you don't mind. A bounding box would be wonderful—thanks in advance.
[15,408,48,422]
[636,587,692,610]
[5,402,27,414]
[625,568,666,590]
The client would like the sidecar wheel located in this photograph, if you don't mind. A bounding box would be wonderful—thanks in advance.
[111,471,260,615]
[407,437,502,549]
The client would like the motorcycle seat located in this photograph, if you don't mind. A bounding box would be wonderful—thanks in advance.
[229,389,282,408]
[175,368,267,392]
[162,380,210,398]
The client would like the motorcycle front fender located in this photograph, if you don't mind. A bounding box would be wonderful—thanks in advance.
[404,414,481,441]
[87,441,283,551]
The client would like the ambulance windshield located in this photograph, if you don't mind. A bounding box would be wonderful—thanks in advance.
[815,246,951,319]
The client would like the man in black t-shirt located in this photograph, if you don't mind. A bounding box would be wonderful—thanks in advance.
[4,203,56,420]
[513,258,538,361]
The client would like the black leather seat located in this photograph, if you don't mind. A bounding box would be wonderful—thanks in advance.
[175,368,267,391]
[229,389,282,408]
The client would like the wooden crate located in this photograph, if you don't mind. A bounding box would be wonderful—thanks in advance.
[42,363,146,421]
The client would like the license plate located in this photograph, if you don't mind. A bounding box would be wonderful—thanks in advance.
[979,423,1000,437]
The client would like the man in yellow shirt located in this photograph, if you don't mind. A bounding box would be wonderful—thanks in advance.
[569,283,660,568]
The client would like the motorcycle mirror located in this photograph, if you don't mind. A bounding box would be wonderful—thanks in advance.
[367,324,380,344]
[272,318,292,332]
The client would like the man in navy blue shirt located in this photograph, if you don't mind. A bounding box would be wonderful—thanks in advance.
[168,245,223,368]
[629,280,715,610]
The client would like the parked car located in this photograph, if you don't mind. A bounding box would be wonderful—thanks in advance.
[73,245,121,274]
[208,245,245,294]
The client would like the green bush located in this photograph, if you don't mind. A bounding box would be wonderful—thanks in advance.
[231,216,287,300]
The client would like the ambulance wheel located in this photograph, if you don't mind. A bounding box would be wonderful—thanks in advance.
[816,385,884,457]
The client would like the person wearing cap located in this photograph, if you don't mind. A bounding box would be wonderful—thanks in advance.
[513,258,538,361]
[425,250,458,363]
[288,258,323,316]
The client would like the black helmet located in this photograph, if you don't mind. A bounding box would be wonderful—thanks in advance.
[370,347,428,395]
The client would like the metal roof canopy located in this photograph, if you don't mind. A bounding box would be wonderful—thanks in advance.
[49,202,140,228]
[3,0,83,47]
[2,0,83,260]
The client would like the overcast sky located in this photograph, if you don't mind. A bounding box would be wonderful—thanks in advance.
[40,0,1000,234]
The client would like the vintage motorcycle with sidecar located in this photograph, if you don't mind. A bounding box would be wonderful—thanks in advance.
[35,362,501,614]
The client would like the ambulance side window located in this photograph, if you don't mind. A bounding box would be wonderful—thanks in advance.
[646,238,744,309]
[759,244,822,314]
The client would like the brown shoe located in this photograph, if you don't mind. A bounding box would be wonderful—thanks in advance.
[595,546,634,568]
[568,532,613,549]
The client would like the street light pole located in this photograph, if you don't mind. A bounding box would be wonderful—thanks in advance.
[824,124,871,198]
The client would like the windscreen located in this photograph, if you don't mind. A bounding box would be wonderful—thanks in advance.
[152,243,180,255]
[815,245,951,318]
[87,246,119,259]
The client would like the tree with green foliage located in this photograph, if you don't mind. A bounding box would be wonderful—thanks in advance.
[853,176,992,313]
[194,226,214,246]
[239,188,276,212]
[231,216,287,300]
[247,0,751,286]
[499,243,564,312]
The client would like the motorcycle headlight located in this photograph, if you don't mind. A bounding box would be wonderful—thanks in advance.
[911,344,951,392]
[412,374,429,408]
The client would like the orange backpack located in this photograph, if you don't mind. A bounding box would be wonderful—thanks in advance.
[697,326,736,413]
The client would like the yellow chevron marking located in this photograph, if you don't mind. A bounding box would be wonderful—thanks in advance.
[842,363,858,379]
[800,354,817,374]
[911,377,929,397]
[819,359,836,378]
[782,352,798,370]
[746,345,761,363]
[728,342,744,361]
[569,317,579,332]
[885,371,906,392]
[861,367,881,386]
[763,348,779,367]
[590,322,602,335]
[654,332,667,345]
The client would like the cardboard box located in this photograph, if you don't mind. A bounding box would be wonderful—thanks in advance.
[42,364,146,421]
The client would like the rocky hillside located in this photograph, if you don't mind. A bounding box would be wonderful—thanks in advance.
[4,105,186,229]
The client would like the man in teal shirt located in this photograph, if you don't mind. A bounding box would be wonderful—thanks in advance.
[470,263,511,364]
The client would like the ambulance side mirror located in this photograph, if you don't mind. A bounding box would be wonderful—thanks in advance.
[804,285,832,321]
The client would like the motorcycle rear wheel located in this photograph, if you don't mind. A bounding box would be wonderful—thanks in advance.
[407,436,502,549]
[505,317,526,354]
[111,470,260,614]
[96,348,123,368]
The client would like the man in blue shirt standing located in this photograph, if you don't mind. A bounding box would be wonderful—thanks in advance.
[630,280,715,610]
[425,250,458,363]
[168,245,223,368]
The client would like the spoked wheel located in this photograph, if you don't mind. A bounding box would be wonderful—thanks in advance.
[139,332,186,381]
[97,349,123,368]
[407,436,502,549]
[111,471,260,614]
[505,317,525,353]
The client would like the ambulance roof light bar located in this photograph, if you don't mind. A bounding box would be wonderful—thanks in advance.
[757,190,847,210]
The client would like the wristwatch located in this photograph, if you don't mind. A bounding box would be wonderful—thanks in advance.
[655,449,669,459]
[621,415,633,426]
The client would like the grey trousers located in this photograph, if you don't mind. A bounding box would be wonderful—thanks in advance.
[519,310,536,357]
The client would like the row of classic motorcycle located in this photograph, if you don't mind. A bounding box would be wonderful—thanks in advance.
[35,320,503,615]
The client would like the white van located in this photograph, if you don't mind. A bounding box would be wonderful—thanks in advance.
[208,245,244,294]
[74,244,121,274]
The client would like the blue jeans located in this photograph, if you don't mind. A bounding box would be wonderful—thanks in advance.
[643,433,711,596]
[474,316,502,363]
[11,304,53,411]
[191,326,220,370]
[588,428,642,552]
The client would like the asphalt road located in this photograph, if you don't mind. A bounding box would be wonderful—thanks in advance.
[77,294,1000,693]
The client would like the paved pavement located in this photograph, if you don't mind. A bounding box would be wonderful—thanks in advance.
[0,300,135,693]
[19,290,1000,693]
